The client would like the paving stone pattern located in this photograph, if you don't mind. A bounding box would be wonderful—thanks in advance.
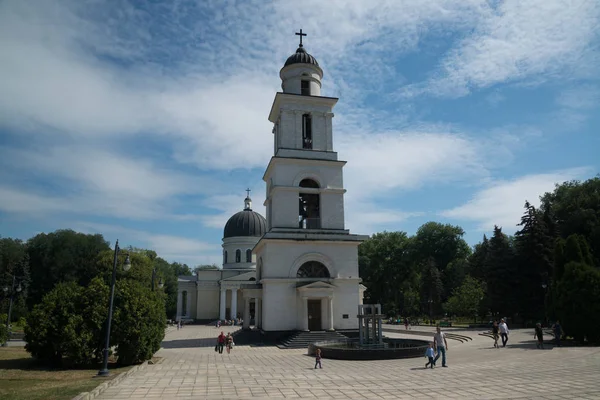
[96,325,600,399]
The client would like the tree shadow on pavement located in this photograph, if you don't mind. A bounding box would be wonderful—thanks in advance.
[161,337,217,349]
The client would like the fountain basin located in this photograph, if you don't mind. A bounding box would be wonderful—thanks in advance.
[308,337,429,360]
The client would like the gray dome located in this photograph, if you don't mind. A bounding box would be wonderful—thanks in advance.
[284,46,319,67]
[223,200,267,239]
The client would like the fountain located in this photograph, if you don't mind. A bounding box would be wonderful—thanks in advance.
[307,304,429,360]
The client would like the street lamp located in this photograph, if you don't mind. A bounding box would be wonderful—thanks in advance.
[2,275,23,347]
[428,298,434,325]
[151,268,164,291]
[97,239,131,377]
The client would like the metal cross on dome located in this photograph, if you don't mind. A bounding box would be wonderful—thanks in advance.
[246,188,251,197]
[295,29,307,47]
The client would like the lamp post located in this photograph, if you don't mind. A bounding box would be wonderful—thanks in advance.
[97,239,131,377]
[2,275,23,347]
[151,268,164,291]
[428,298,433,325]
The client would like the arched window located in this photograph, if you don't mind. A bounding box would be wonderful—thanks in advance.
[246,249,252,262]
[302,114,312,149]
[299,179,320,228]
[182,291,188,316]
[296,261,330,278]
[223,250,228,264]
[299,178,319,188]
[249,277,256,281]
[235,249,241,263]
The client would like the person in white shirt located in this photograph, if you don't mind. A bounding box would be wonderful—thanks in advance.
[499,318,509,347]
[433,326,449,367]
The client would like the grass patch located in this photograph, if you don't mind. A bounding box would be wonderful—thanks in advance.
[0,346,133,400]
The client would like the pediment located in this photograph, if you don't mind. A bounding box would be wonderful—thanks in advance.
[296,281,336,290]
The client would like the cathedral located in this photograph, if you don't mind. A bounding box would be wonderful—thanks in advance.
[177,32,368,332]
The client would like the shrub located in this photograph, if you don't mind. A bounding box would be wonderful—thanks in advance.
[112,280,166,365]
[554,262,600,343]
[0,321,7,344]
[24,278,110,365]
[25,282,92,365]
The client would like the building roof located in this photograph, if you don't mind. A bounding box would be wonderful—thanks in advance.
[223,208,266,239]
[284,46,319,67]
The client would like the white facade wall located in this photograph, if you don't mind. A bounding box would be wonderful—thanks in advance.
[262,281,297,331]
[222,236,259,269]
[265,159,347,230]
[280,64,322,96]
[276,107,334,152]
[257,242,359,279]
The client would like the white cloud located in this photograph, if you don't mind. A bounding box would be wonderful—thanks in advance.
[0,144,217,220]
[0,0,596,240]
[404,0,600,97]
[72,222,220,266]
[200,185,267,230]
[440,167,593,232]
[340,128,489,196]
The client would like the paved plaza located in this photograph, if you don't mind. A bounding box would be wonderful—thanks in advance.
[96,325,600,400]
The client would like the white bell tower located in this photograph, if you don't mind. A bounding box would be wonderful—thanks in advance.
[254,30,367,333]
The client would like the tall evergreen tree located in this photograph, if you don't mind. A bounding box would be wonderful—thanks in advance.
[467,235,488,280]
[484,226,517,317]
[514,201,554,321]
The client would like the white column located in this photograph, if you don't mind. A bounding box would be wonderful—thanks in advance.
[219,287,227,320]
[328,296,334,331]
[302,297,309,331]
[243,297,250,329]
[176,291,182,321]
[231,288,238,320]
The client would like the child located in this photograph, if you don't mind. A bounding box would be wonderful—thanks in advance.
[425,342,435,369]
[314,348,322,369]
[534,323,544,349]
[492,321,500,348]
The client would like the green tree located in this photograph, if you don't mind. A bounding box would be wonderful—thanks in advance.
[358,231,414,308]
[553,262,600,343]
[540,177,600,267]
[443,276,485,318]
[26,230,109,308]
[195,264,219,272]
[412,222,471,272]
[24,282,94,366]
[112,279,166,365]
[411,222,471,303]
[0,238,30,320]
[484,226,517,316]
[514,201,554,321]
[467,235,489,280]
[419,258,444,316]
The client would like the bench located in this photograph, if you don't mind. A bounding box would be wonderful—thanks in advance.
[439,321,452,327]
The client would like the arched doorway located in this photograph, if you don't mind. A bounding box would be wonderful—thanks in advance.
[297,261,331,330]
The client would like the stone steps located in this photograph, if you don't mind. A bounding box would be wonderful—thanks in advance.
[278,330,349,349]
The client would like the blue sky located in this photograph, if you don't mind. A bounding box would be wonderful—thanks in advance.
[1,0,599,266]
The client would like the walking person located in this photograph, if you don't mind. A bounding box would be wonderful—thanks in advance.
[492,321,500,348]
[404,317,409,330]
[425,342,436,369]
[534,323,544,349]
[314,348,322,369]
[499,318,509,347]
[433,326,449,367]
[217,331,226,354]
[553,320,563,347]
[226,332,234,354]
